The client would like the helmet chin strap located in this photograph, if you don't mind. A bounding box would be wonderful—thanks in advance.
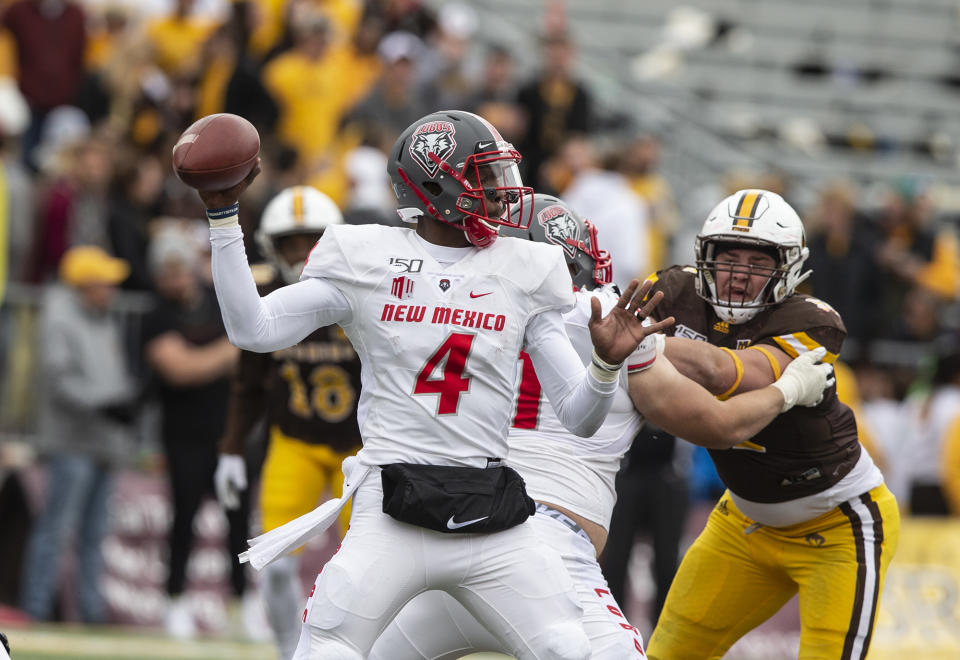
[463,216,499,248]
[793,268,813,290]
[711,284,766,324]
[396,207,421,224]
[711,303,762,324]
[709,266,780,324]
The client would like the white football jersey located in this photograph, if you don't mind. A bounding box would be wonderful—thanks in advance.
[301,225,575,468]
[507,286,647,530]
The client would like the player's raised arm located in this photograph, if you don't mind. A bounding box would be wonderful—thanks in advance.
[174,115,351,352]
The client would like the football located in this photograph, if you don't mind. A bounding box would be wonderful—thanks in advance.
[172,113,260,191]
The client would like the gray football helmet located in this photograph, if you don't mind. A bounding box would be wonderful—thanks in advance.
[502,193,613,290]
[388,110,533,248]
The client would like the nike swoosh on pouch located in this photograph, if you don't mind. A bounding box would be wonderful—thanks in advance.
[446,515,489,530]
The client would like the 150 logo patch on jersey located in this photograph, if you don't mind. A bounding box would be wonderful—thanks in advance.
[390,257,423,273]
[674,324,707,342]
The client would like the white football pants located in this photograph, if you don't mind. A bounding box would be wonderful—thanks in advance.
[369,510,646,659]
[292,470,591,660]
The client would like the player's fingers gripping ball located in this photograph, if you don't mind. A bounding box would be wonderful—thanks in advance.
[172,113,264,215]
[172,113,260,190]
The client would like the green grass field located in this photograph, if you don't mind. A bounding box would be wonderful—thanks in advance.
[2,624,510,660]
[4,624,271,660]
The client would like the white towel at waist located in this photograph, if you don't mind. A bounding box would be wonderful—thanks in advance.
[240,456,370,570]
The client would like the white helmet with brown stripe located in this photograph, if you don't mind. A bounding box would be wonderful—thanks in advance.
[695,189,811,324]
[256,186,344,284]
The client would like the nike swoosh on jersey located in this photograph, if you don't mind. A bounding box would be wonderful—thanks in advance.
[446,514,488,530]
[469,291,492,298]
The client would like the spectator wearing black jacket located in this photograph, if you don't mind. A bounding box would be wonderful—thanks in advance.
[140,227,249,639]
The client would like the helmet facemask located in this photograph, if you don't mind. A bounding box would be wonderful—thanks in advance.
[696,236,810,323]
[565,219,612,289]
[399,143,532,248]
[271,231,324,284]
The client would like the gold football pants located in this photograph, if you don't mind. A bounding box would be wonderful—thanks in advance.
[259,426,358,543]
[647,484,899,660]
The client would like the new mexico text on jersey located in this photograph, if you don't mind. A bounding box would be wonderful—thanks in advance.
[300,223,575,468]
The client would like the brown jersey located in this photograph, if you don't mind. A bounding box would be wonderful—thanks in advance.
[220,265,363,454]
[649,266,860,503]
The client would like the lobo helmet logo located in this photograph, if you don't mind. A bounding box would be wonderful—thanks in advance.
[538,204,580,258]
[409,121,457,177]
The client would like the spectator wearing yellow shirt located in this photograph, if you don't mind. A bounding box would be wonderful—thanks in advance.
[194,2,278,132]
[144,0,217,78]
[84,5,131,74]
[329,12,383,111]
[253,0,363,55]
[261,9,351,168]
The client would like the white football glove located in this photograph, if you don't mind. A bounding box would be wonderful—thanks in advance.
[214,454,247,510]
[770,347,835,413]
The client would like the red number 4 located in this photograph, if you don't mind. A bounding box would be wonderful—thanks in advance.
[414,333,475,415]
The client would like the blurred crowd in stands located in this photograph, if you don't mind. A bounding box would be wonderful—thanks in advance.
[0,0,958,640]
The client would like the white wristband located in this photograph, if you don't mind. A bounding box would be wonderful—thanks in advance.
[209,213,240,229]
[589,349,622,383]
[206,202,240,228]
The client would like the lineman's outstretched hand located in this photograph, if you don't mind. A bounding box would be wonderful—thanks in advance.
[589,278,674,365]
[197,158,262,210]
